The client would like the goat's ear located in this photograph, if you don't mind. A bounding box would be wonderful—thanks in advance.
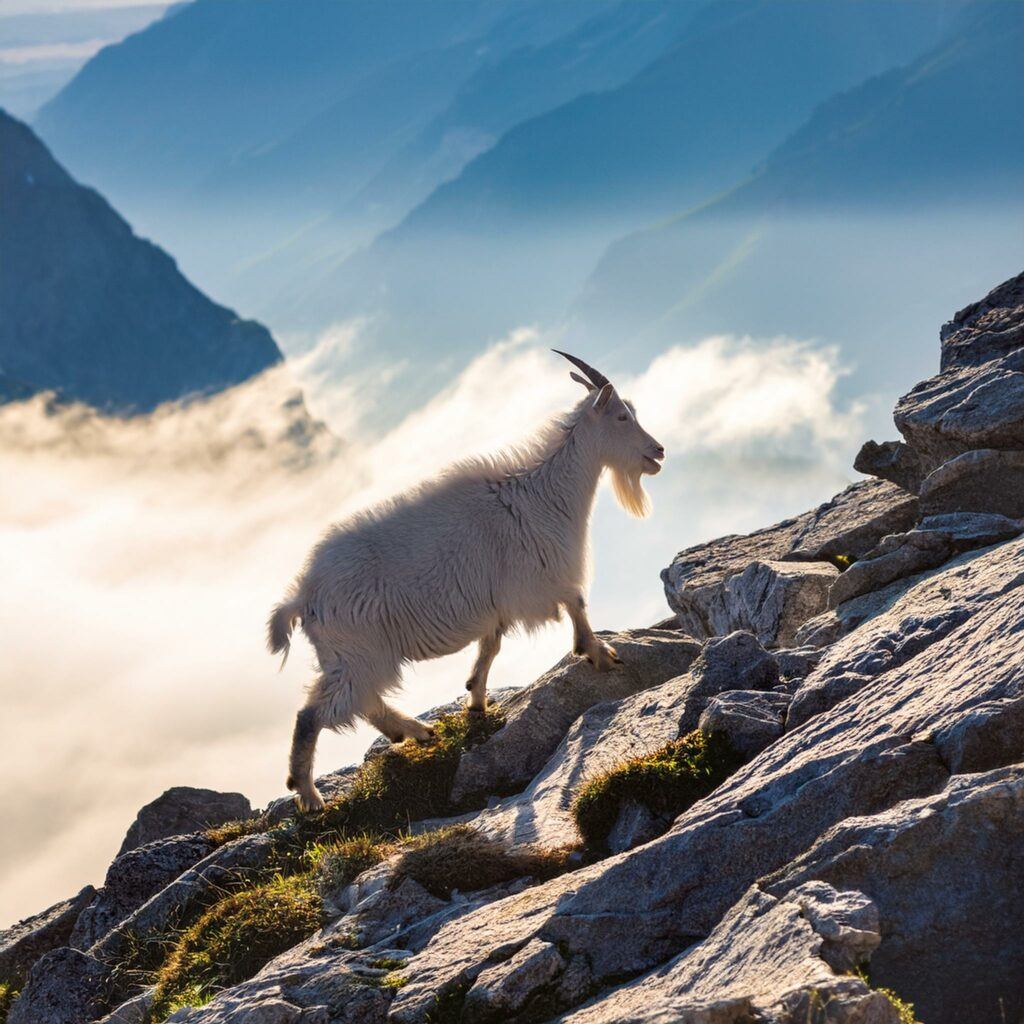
[570,371,596,391]
[593,382,615,412]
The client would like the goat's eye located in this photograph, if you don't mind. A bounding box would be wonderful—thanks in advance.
[617,414,628,422]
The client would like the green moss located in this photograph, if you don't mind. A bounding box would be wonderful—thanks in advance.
[149,873,322,1021]
[392,824,574,899]
[370,956,408,971]
[0,982,19,1024]
[831,553,856,571]
[571,730,746,853]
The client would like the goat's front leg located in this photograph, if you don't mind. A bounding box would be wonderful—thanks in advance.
[466,626,502,714]
[565,593,620,672]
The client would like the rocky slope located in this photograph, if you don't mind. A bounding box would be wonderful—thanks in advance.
[0,109,282,412]
[4,271,1024,1024]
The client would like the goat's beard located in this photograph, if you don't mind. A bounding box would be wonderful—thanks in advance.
[610,466,651,518]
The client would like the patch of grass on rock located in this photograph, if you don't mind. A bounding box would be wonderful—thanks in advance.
[0,982,19,1024]
[312,833,389,897]
[149,873,321,1021]
[571,730,745,853]
[392,824,574,899]
[283,708,505,853]
[878,988,921,1023]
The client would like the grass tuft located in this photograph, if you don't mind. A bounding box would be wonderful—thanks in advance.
[391,824,574,899]
[314,834,389,897]
[204,817,265,846]
[149,873,321,1020]
[281,708,506,855]
[571,730,745,853]
[0,982,19,1024]
[878,988,921,1023]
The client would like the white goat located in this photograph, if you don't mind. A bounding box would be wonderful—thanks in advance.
[268,351,665,811]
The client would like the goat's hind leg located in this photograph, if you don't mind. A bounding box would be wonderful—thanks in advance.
[466,626,502,714]
[366,696,434,744]
[287,703,325,813]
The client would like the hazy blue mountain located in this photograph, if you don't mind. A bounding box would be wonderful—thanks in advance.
[0,110,281,412]
[571,1,1024,396]
[34,0,520,197]
[0,4,168,118]
[310,0,966,390]
[230,0,706,322]
[30,0,610,309]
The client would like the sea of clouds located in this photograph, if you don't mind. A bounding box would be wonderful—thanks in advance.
[0,328,863,924]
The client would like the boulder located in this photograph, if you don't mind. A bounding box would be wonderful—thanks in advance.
[698,690,791,758]
[93,834,276,960]
[766,766,1024,1024]
[827,529,952,608]
[385,536,1024,1022]
[827,511,1024,608]
[555,883,892,1024]
[720,559,838,648]
[95,987,154,1024]
[7,947,107,1024]
[854,439,929,493]
[918,448,1024,518]
[789,539,1020,729]
[0,885,95,981]
[71,834,214,950]
[164,942,391,1024]
[605,801,665,855]
[939,269,1024,371]
[773,645,825,680]
[463,938,566,1022]
[894,349,1024,466]
[335,876,448,950]
[117,786,253,856]
[450,629,701,806]
[470,632,777,849]
[661,479,916,641]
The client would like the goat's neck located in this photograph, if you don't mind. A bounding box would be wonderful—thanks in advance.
[517,428,603,528]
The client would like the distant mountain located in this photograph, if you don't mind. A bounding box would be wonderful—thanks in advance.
[0,4,168,118]
[570,1,1024,391]
[31,0,612,306]
[229,0,705,321]
[310,0,966,386]
[0,109,281,412]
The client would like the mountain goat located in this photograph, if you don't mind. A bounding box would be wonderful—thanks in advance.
[268,351,665,811]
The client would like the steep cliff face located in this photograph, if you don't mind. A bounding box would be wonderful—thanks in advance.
[4,271,1024,1024]
[0,110,282,413]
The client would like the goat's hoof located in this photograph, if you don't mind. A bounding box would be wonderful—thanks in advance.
[587,643,620,672]
[467,704,486,718]
[294,788,325,814]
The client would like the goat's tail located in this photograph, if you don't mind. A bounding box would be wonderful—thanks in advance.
[267,598,302,669]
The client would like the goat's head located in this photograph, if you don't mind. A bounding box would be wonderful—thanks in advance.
[554,350,665,517]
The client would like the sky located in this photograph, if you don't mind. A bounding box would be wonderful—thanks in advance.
[0,324,862,926]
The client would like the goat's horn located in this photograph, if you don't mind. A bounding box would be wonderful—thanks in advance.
[551,349,610,389]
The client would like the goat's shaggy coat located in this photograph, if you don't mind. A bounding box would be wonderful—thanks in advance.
[270,356,664,811]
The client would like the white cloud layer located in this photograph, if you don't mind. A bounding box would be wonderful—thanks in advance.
[0,330,862,925]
